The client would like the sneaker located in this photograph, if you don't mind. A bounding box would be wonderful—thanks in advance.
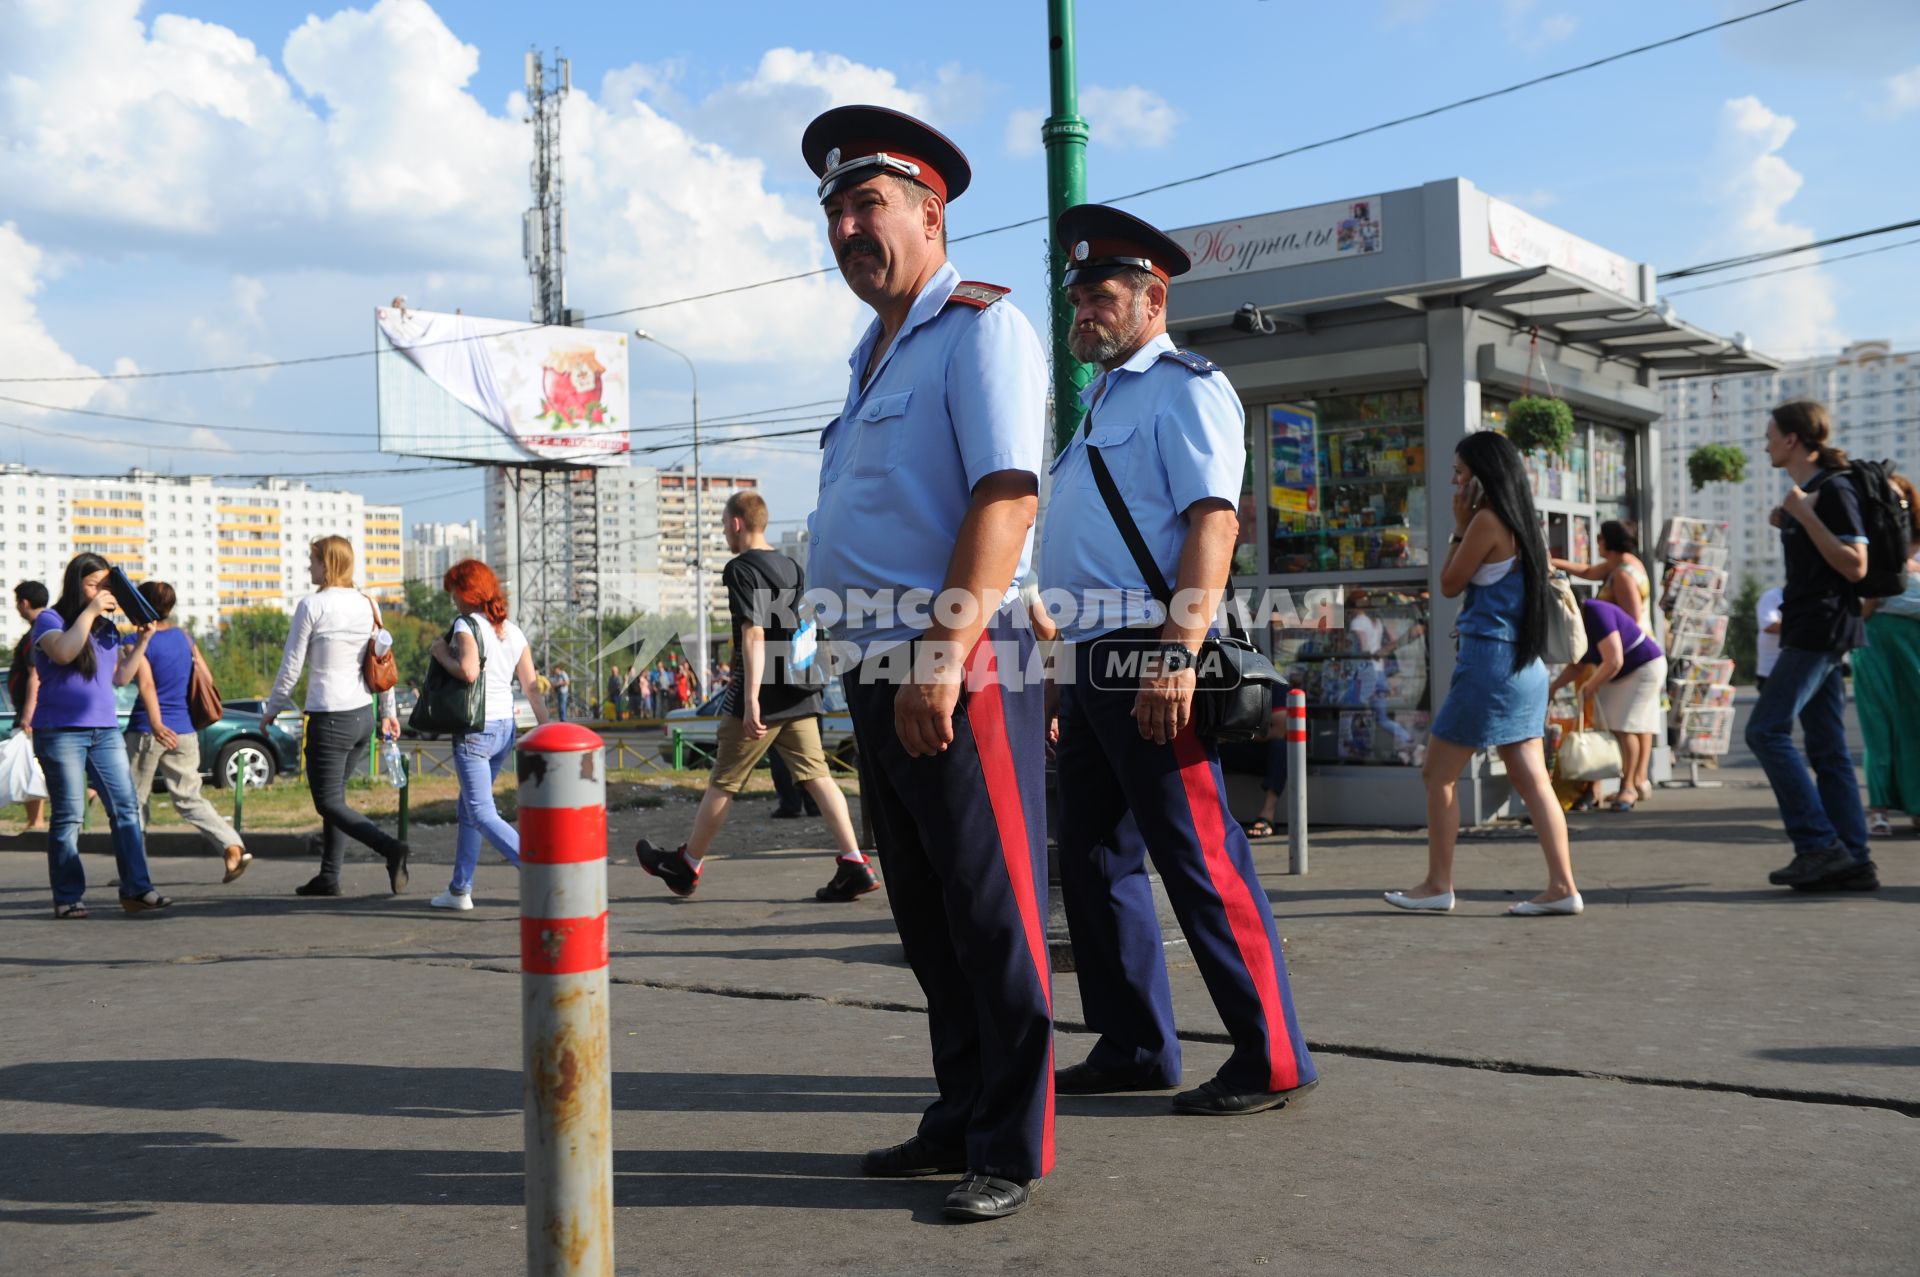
[430,890,474,911]
[1767,850,1818,886]
[1791,858,1880,893]
[635,839,700,897]
[1774,843,1853,888]
[815,858,880,902]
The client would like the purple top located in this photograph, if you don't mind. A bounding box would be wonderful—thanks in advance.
[30,609,122,728]
[127,627,195,735]
[1580,598,1663,678]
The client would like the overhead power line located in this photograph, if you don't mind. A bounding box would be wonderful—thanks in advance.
[1658,217,1920,281]
[1663,234,1920,295]
[0,0,1811,387]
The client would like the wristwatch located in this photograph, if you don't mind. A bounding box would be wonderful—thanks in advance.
[1155,641,1196,674]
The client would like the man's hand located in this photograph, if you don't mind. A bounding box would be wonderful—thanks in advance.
[895,665,963,758]
[743,700,767,741]
[1780,486,1815,527]
[1044,678,1061,751]
[1134,661,1197,744]
[154,725,181,751]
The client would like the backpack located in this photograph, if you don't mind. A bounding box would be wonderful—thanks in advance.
[1849,459,1913,600]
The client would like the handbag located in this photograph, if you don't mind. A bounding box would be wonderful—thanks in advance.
[1541,570,1589,666]
[1556,727,1622,781]
[1086,444,1285,742]
[186,635,222,729]
[361,594,398,695]
[408,616,487,736]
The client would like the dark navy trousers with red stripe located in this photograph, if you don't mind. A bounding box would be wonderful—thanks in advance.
[842,610,1054,1181]
[1057,629,1316,1095]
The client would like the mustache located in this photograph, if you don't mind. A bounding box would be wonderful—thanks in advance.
[837,236,882,263]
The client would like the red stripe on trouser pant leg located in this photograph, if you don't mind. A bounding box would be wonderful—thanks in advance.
[1171,728,1301,1092]
[964,637,1055,1176]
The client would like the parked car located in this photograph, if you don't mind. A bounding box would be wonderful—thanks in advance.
[1,669,301,789]
[659,681,857,766]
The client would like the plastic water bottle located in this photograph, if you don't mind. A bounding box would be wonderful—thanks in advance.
[381,736,406,789]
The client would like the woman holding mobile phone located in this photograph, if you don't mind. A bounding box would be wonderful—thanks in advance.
[31,553,170,918]
[1384,432,1580,916]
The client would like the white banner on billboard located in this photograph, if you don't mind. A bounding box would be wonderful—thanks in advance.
[1485,198,1642,300]
[375,307,630,467]
[1170,197,1384,283]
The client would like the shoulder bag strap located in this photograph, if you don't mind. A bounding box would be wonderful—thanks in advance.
[1087,443,1251,642]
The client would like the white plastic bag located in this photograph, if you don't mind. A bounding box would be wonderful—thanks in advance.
[0,731,46,806]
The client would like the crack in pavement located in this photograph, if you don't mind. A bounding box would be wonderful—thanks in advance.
[407,957,1920,1122]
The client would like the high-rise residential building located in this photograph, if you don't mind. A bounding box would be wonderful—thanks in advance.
[0,467,398,642]
[1660,339,1917,593]
[774,526,810,578]
[405,519,483,584]
[364,505,404,606]
[484,464,757,625]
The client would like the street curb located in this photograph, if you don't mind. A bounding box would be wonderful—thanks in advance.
[0,830,322,858]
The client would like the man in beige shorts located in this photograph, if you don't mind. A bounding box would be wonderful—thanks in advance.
[636,491,877,902]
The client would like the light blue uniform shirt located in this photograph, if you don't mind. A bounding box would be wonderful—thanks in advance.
[1038,332,1246,642]
[808,261,1048,655]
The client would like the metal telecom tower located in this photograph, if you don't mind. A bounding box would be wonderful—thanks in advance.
[506,48,603,689]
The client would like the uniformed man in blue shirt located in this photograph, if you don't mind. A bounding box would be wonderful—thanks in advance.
[1040,203,1318,1116]
[801,105,1053,1222]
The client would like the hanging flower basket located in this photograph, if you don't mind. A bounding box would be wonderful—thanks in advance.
[1687,442,1748,492]
[1506,395,1575,456]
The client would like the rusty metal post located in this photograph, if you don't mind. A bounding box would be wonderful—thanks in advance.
[1286,688,1308,875]
[516,722,613,1276]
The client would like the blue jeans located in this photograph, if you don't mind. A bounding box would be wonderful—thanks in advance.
[1743,647,1869,861]
[450,718,520,894]
[34,727,155,905]
[555,688,569,722]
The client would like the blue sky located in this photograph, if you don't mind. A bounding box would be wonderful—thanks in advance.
[1,0,1915,531]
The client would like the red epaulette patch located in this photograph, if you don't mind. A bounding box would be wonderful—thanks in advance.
[947,281,1011,309]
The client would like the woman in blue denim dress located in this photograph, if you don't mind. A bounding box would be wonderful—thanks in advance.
[1384,431,1580,917]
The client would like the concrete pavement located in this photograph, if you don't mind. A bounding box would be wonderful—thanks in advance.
[0,751,1914,1273]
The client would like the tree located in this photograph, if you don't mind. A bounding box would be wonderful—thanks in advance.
[403,578,454,629]
[204,607,294,699]
[1723,575,1763,685]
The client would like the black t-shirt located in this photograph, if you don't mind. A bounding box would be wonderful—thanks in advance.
[722,548,822,721]
[1780,467,1867,653]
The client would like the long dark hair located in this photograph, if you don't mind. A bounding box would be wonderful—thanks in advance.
[51,553,118,680]
[1457,432,1549,672]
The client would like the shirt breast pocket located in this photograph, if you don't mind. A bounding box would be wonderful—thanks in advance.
[1078,422,1141,494]
[853,390,913,477]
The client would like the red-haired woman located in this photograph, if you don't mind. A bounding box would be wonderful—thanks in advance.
[427,559,549,910]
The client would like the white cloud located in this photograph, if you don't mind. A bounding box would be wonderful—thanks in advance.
[0,223,106,413]
[1703,96,1844,355]
[1494,188,1559,211]
[1885,65,1920,114]
[1003,85,1177,157]
[1502,0,1578,51]
[0,2,870,367]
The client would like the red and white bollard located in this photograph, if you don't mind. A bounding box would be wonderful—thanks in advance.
[1286,687,1309,876]
[516,723,613,1276]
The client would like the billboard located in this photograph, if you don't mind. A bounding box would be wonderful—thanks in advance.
[375,307,630,467]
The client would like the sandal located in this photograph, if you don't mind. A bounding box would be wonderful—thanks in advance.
[222,849,253,883]
[120,891,173,914]
[1569,795,1599,813]
[1867,812,1893,837]
[1242,818,1276,838]
[53,902,88,920]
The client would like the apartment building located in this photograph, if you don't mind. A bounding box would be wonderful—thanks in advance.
[0,467,398,640]
[405,519,483,584]
[1660,339,1917,592]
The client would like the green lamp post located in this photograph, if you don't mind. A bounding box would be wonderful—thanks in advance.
[1045,0,1095,452]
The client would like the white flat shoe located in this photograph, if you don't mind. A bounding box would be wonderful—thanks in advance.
[1383,890,1455,912]
[1506,893,1584,916]
[429,890,474,911]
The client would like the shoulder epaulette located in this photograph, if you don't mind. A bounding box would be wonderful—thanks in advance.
[947,281,1011,309]
[1159,348,1219,375]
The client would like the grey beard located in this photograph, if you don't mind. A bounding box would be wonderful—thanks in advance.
[1069,289,1150,366]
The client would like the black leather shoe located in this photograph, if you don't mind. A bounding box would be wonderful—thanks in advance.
[1054,1061,1173,1095]
[1775,843,1851,888]
[943,1174,1032,1222]
[1172,1075,1318,1116]
[386,842,411,894]
[294,876,343,898]
[1767,851,1816,885]
[859,1135,966,1178]
[1792,857,1880,892]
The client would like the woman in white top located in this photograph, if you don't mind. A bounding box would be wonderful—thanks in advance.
[428,559,549,911]
[262,536,409,898]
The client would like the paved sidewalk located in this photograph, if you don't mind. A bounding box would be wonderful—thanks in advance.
[0,773,1914,1274]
